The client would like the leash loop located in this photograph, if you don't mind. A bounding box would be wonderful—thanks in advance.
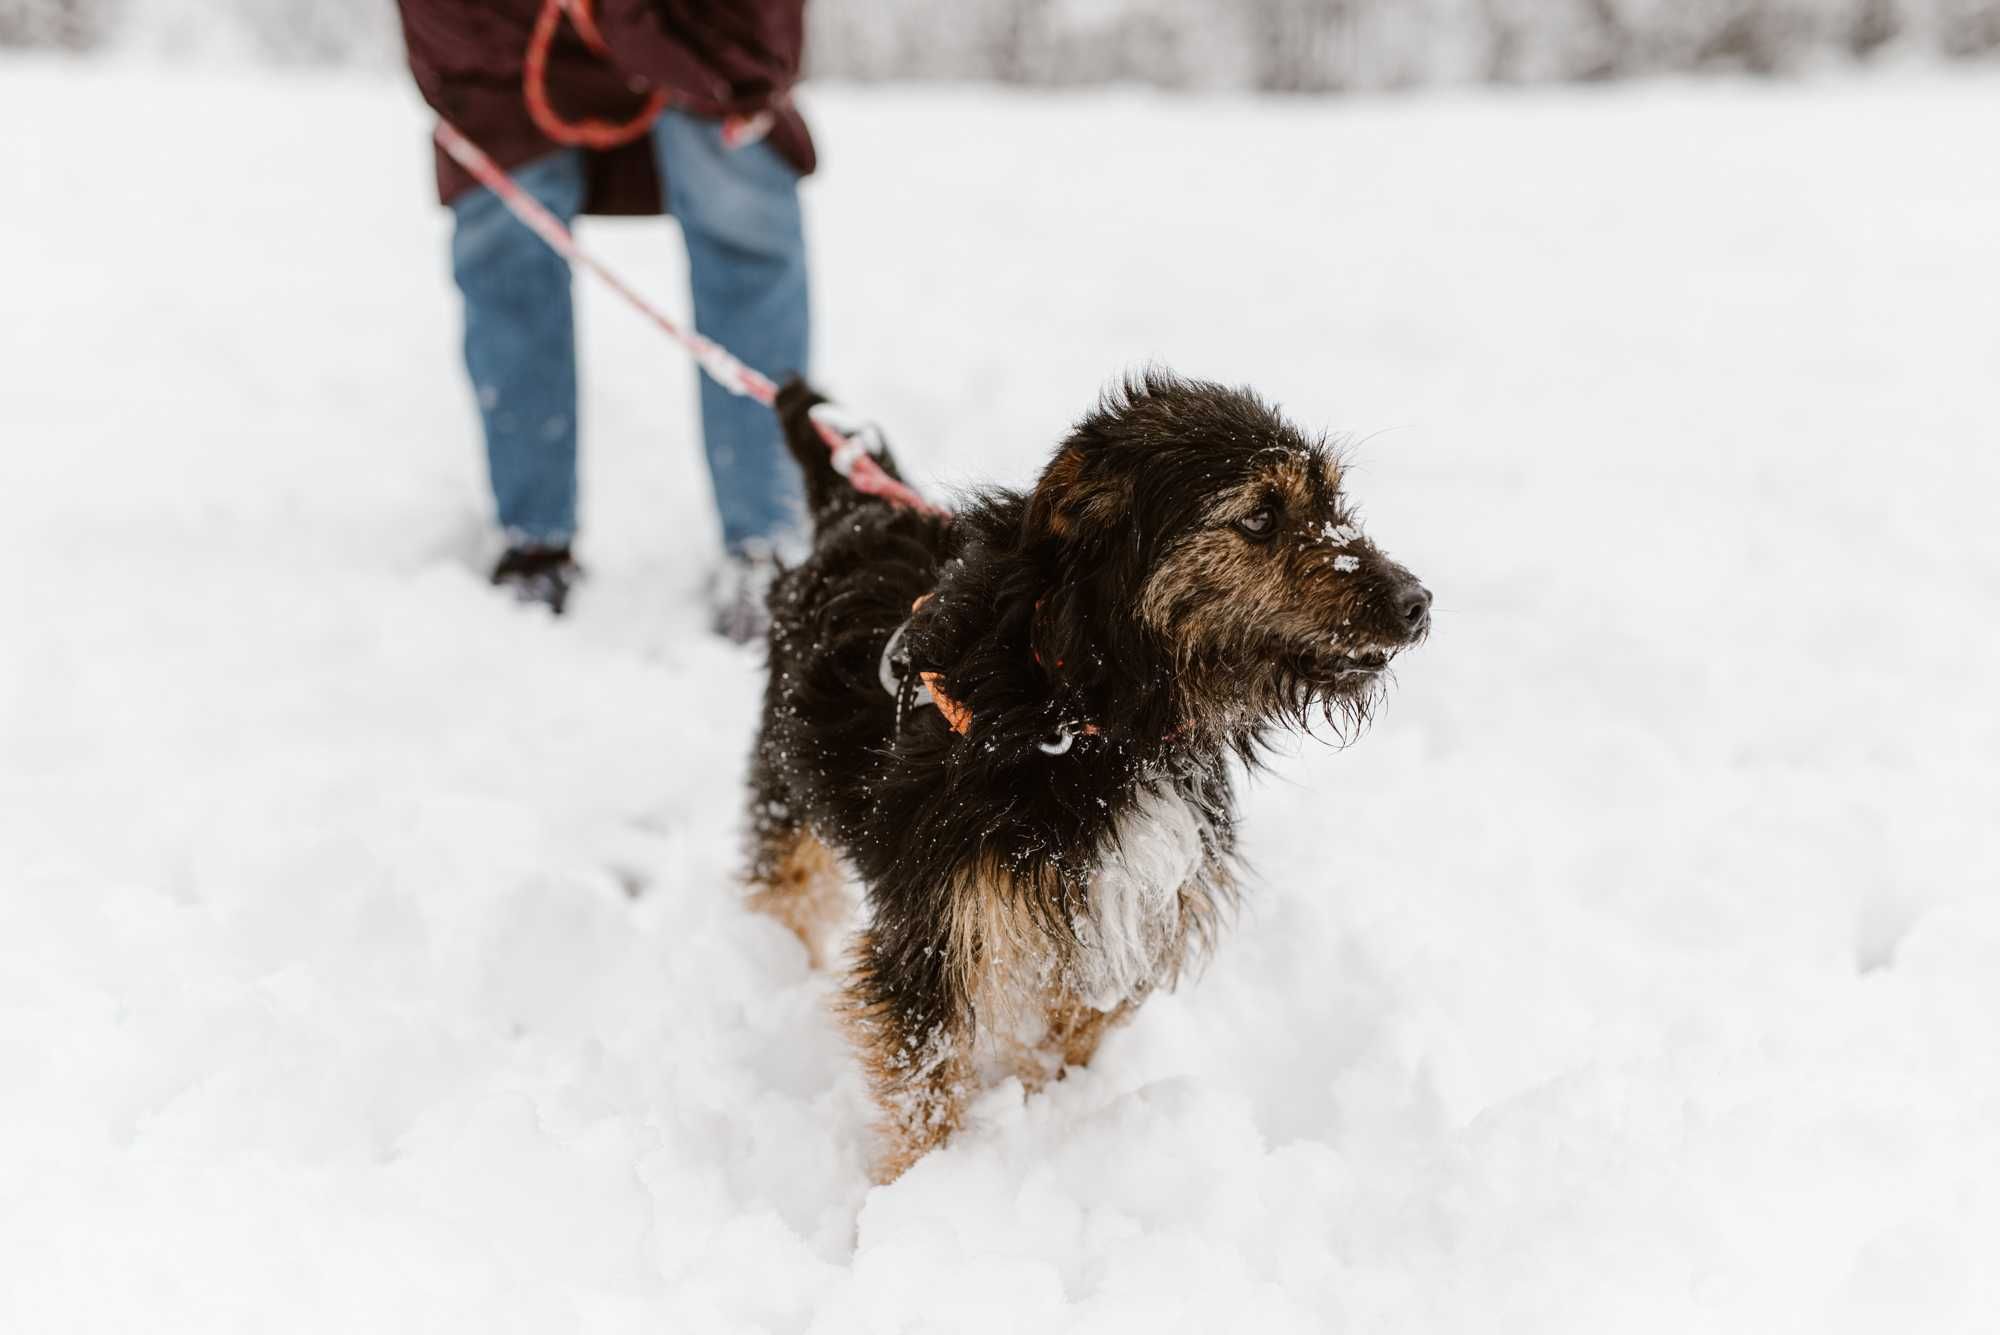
[523,0,670,150]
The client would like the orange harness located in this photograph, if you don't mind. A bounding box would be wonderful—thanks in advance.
[905,596,1101,749]
[904,595,972,734]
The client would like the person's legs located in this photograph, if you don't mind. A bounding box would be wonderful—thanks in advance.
[651,110,810,557]
[449,150,589,548]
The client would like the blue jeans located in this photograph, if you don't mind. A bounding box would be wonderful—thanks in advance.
[449,110,809,554]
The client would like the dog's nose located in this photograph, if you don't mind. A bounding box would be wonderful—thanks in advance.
[1391,579,1432,637]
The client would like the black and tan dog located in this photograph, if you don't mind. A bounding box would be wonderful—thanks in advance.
[747,372,1430,1179]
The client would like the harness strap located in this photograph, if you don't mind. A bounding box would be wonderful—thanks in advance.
[889,595,1101,747]
[918,672,976,736]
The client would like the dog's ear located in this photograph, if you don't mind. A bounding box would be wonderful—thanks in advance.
[1022,445,1146,694]
[1024,445,1130,545]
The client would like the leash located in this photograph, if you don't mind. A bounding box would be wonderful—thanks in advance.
[432,23,943,517]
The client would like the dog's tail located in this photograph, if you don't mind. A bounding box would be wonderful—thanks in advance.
[775,376,915,526]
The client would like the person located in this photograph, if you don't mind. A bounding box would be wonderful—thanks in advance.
[395,0,815,639]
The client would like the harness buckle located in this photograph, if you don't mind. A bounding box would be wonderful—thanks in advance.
[808,403,887,477]
[879,615,933,733]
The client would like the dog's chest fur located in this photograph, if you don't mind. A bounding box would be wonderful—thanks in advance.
[973,780,1214,1087]
[1068,783,1209,1010]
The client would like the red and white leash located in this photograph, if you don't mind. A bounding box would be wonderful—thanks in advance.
[433,118,944,518]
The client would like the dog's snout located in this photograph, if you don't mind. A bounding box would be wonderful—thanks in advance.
[1390,577,1432,637]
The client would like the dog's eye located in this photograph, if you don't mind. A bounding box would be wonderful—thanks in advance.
[1234,507,1277,540]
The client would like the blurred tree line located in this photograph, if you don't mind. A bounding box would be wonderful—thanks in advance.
[811,0,1999,87]
[4,0,1996,84]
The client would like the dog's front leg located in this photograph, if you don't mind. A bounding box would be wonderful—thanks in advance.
[838,931,973,1183]
[1039,994,1137,1077]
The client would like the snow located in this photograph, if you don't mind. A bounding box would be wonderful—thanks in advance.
[5,58,1999,1333]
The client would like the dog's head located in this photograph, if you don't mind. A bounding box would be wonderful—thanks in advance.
[1023,371,1430,741]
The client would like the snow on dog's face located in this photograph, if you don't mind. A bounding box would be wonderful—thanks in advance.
[1139,438,1431,690]
[1025,371,1430,740]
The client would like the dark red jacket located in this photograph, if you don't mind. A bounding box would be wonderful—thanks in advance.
[396,0,815,216]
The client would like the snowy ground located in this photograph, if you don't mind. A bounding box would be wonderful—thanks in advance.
[5,58,1999,1333]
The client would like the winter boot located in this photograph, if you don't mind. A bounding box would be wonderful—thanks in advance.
[709,544,782,645]
[491,543,582,615]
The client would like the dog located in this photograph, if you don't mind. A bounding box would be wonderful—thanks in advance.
[747,371,1430,1180]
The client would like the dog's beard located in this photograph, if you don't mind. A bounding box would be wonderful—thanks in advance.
[1170,640,1389,749]
[1270,651,1387,746]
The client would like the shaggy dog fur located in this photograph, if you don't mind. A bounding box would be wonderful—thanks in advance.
[748,372,1431,1180]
